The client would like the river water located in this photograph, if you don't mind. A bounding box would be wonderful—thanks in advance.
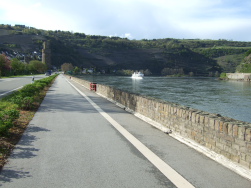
[79,75,251,123]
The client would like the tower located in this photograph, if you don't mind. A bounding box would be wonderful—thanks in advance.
[42,41,51,69]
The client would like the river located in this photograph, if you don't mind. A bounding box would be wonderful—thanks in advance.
[78,75,251,123]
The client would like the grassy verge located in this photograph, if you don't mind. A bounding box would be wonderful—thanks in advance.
[0,74,58,169]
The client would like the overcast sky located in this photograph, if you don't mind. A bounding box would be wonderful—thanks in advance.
[0,0,251,41]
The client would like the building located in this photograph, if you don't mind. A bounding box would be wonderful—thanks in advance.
[42,41,51,68]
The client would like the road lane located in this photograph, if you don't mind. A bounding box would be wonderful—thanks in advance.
[0,75,46,98]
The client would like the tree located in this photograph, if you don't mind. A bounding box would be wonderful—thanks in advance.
[61,63,74,72]
[0,55,5,77]
[29,60,47,73]
[0,54,11,77]
[74,66,81,74]
[11,58,22,74]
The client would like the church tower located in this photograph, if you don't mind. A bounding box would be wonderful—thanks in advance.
[42,41,51,68]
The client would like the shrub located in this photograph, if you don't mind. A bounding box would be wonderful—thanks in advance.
[220,72,227,78]
[20,84,40,97]
[0,108,20,136]
[0,101,18,111]
[0,74,58,135]
[20,97,35,110]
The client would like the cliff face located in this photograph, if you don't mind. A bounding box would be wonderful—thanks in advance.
[76,47,220,75]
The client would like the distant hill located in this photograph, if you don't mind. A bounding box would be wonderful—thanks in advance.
[1,24,251,75]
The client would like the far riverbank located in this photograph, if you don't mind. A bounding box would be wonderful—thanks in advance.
[226,73,251,81]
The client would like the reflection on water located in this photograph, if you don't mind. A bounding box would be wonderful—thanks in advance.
[80,75,251,123]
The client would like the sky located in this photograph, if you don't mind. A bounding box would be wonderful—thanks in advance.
[0,0,251,41]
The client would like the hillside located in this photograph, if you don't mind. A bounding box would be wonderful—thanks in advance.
[1,24,251,75]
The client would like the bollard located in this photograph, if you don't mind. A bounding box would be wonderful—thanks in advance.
[90,82,97,91]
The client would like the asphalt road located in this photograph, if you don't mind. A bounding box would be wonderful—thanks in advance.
[0,74,250,188]
[0,75,47,98]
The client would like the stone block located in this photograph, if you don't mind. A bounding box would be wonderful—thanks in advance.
[228,123,233,137]
[247,143,251,152]
[219,121,224,133]
[235,139,247,147]
[245,128,251,142]
[223,145,231,153]
[199,115,205,124]
[246,155,251,163]
[240,146,247,153]
[195,114,199,124]
[220,150,231,159]
[210,139,216,147]
[204,116,209,127]
[206,143,212,149]
[220,137,232,147]
[216,142,224,150]
[233,124,239,137]
[223,123,228,135]
[238,126,246,140]
[191,112,196,123]
[214,120,220,131]
[192,130,198,137]
[185,111,190,120]
[240,159,250,168]
[231,155,240,163]
[209,118,215,130]
[229,148,238,155]
[240,152,246,161]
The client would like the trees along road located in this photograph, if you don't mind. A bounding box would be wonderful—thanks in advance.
[0,75,47,98]
[0,74,251,188]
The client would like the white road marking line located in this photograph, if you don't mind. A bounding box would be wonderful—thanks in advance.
[0,86,23,96]
[66,78,195,188]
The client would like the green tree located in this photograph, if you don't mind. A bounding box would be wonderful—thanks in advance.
[0,54,11,77]
[74,66,81,74]
[29,60,47,73]
[11,58,22,74]
[0,55,5,77]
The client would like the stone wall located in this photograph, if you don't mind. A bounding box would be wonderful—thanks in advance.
[227,73,251,81]
[67,75,251,169]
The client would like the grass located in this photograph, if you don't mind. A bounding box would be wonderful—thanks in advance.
[0,75,57,169]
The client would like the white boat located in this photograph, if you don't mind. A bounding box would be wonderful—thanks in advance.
[132,72,144,79]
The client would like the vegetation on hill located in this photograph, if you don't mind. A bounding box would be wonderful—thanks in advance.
[236,49,251,73]
[1,24,251,76]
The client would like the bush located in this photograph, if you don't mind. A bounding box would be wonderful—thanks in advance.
[20,84,40,97]
[20,97,35,110]
[220,72,227,78]
[0,101,18,111]
[0,107,20,136]
[0,74,58,136]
